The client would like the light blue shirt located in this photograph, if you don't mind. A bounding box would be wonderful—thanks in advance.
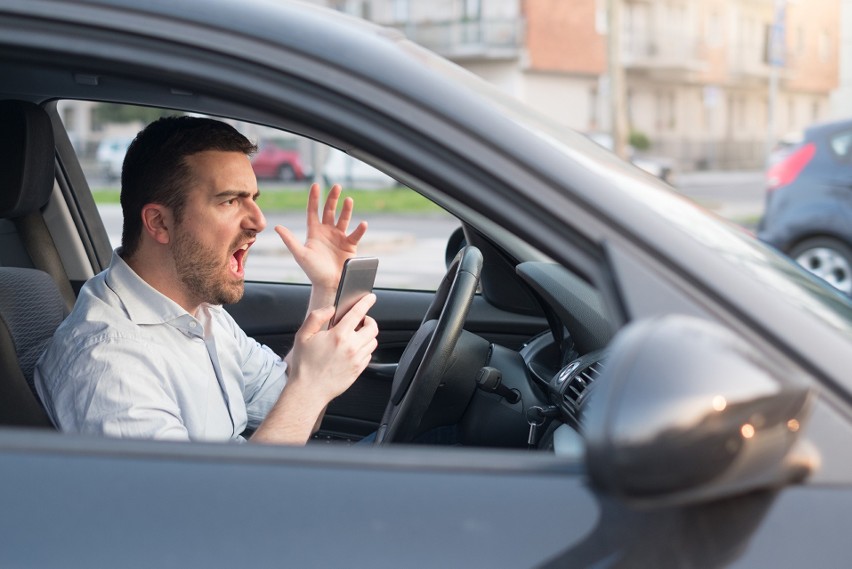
[34,251,287,442]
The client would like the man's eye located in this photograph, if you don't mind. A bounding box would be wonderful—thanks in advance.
[225,198,237,205]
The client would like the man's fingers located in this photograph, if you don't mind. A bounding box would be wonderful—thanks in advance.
[322,184,341,225]
[306,183,321,225]
[347,220,368,245]
[338,293,377,328]
[300,305,335,336]
[336,196,354,231]
[274,225,303,257]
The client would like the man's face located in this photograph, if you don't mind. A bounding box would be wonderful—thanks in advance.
[170,150,266,307]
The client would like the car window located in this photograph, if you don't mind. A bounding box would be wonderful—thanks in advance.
[58,101,458,290]
[829,130,852,161]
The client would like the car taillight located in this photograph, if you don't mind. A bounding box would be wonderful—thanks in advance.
[766,142,816,191]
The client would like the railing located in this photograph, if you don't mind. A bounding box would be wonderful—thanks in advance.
[622,29,700,68]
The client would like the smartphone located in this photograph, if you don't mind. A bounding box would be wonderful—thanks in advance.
[331,257,378,327]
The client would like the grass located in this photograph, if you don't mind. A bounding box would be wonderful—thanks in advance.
[90,186,444,213]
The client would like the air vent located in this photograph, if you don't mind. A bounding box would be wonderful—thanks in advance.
[562,360,603,412]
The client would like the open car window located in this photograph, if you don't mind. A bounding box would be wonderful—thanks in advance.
[58,101,459,290]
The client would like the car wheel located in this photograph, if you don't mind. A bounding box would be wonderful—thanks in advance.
[277,164,296,182]
[789,236,852,295]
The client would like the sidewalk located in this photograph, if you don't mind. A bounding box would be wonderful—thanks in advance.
[676,169,763,189]
[674,169,765,224]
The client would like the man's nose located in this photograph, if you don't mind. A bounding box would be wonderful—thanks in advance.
[244,199,267,232]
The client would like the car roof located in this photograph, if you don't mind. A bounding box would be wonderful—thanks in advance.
[804,117,852,138]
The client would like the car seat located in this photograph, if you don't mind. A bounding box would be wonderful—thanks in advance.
[0,99,75,427]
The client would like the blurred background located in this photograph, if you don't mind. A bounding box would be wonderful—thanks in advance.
[58,0,845,211]
[56,0,852,292]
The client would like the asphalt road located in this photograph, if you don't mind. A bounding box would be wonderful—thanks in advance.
[97,169,765,288]
[674,170,765,223]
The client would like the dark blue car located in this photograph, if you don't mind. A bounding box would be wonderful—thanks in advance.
[758,118,852,294]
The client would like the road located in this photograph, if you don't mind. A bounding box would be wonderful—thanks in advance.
[97,169,765,287]
[675,169,765,223]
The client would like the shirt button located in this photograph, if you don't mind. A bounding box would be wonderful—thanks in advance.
[189,321,197,328]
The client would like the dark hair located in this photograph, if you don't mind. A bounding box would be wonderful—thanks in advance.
[119,116,257,257]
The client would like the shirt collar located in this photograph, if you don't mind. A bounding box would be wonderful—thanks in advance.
[104,250,222,325]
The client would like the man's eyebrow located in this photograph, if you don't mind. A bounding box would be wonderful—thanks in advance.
[214,190,261,200]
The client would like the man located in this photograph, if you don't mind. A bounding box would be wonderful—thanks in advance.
[35,116,378,445]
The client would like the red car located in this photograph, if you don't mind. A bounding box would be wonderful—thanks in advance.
[250,139,306,182]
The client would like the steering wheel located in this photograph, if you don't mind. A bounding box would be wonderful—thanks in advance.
[374,245,482,444]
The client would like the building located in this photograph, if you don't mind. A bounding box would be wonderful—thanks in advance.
[58,0,841,172]
[314,0,841,171]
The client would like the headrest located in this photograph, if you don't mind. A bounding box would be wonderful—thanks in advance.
[0,100,56,218]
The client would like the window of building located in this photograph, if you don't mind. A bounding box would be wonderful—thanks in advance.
[819,29,832,62]
[795,25,805,57]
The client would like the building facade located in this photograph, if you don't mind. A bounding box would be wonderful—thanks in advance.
[316,0,841,170]
[58,0,841,171]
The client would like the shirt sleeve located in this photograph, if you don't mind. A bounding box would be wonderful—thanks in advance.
[38,335,191,441]
[219,310,288,429]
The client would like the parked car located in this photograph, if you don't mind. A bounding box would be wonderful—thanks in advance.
[250,138,306,182]
[758,118,852,295]
[95,136,133,181]
[1,1,851,568]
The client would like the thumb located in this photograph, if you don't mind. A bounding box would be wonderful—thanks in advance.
[275,225,303,257]
[299,305,335,337]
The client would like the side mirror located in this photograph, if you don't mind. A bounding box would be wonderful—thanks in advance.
[584,315,816,506]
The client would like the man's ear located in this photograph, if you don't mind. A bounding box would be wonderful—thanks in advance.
[141,204,172,245]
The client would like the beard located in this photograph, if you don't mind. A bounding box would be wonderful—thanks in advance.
[171,227,251,306]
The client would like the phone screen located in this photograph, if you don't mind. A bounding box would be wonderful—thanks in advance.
[331,257,378,327]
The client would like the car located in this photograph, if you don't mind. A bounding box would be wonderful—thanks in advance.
[758,118,852,295]
[95,136,133,181]
[1,1,851,568]
[250,138,306,182]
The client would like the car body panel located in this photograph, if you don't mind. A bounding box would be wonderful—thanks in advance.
[759,187,852,252]
[1,430,852,568]
[0,430,594,569]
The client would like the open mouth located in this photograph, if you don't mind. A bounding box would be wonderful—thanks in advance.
[230,241,253,278]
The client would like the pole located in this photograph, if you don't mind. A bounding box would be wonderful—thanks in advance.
[607,0,629,160]
[766,0,787,165]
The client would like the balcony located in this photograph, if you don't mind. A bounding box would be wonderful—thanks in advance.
[622,30,703,73]
[728,39,774,83]
[390,18,524,61]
